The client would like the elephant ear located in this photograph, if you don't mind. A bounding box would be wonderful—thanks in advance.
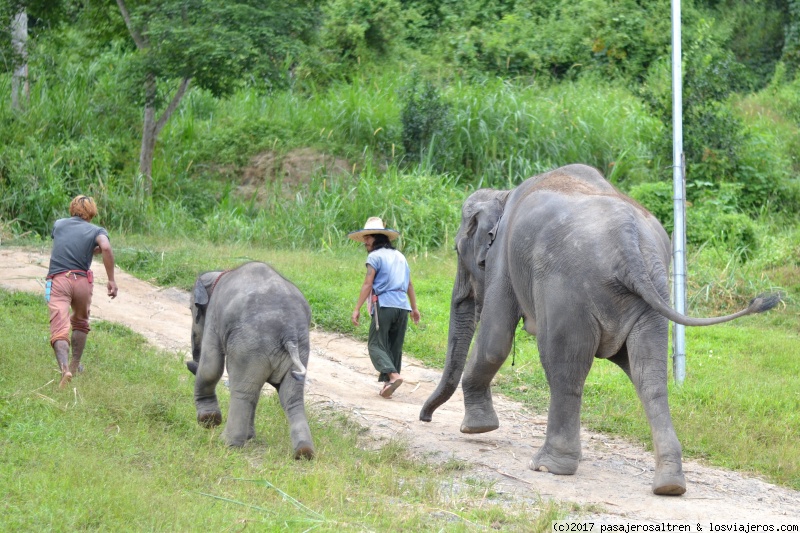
[193,279,210,322]
[476,195,508,269]
[481,214,502,258]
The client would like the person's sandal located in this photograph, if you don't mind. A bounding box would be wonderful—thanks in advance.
[380,378,403,398]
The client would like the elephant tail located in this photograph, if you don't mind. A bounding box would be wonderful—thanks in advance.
[643,289,782,327]
[285,340,308,384]
[626,225,782,326]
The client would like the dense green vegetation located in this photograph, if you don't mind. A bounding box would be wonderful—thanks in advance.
[1,0,799,253]
[1,0,799,527]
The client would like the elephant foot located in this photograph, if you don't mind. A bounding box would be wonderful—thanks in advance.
[294,441,315,460]
[420,385,457,422]
[222,426,256,448]
[460,405,500,434]
[653,468,686,496]
[529,446,581,475]
[222,434,247,447]
[197,410,222,428]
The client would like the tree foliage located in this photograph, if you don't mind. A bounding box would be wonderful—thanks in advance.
[121,0,321,98]
[113,0,321,193]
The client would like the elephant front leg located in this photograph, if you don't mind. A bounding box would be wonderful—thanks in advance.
[194,343,224,428]
[460,317,517,434]
[278,378,315,459]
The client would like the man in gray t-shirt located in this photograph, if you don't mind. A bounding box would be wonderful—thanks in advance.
[46,195,118,388]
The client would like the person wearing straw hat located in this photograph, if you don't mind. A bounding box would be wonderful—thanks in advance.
[46,195,118,389]
[350,217,420,398]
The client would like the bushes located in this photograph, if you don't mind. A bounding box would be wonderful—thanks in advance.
[434,0,671,81]
[628,180,759,254]
[399,75,453,170]
[628,181,675,233]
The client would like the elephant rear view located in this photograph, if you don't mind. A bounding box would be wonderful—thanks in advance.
[188,261,314,459]
[420,164,780,495]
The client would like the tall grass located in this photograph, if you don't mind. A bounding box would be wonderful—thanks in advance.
[438,76,664,188]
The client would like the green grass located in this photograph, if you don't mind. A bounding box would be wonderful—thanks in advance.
[0,289,563,531]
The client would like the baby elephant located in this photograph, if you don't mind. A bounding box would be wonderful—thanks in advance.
[187,261,314,459]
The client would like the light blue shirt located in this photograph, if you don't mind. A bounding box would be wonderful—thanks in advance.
[366,248,411,311]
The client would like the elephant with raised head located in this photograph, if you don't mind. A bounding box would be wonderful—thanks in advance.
[188,261,314,459]
[420,164,779,495]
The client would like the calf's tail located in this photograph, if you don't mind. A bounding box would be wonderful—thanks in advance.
[285,340,308,384]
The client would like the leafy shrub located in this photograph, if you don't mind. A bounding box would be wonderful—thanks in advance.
[689,208,758,253]
[194,160,464,254]
[441,77,661,188]
[722,0,787,88]
[438,0,671,81]
[399,76,453,169]
[321,0,405,62]
[627,181,674,232]
[627,180,759,254]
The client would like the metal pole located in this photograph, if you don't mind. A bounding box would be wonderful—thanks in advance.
[671,0,687,385]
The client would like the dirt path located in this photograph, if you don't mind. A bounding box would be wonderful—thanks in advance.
[3,246,799,523]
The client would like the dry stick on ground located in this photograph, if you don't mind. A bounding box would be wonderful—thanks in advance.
[353,410,410,426]
[478,463,534,485]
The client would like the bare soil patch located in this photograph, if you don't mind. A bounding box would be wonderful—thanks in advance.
[237,148,354,202]
[3,247,799,523]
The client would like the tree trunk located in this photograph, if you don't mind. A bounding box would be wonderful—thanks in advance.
[11,11,29,110]
[139,73,157,195]
[137,74,191,196]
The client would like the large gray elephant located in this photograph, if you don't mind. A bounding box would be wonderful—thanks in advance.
[420,164,779,495]
[188,261,314,459]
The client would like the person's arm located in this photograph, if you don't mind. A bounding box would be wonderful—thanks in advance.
[407,278,420,324]
[351,265,376,326]
[95,234,118,299]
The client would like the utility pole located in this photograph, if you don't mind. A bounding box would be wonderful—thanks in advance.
[671,0,687,385]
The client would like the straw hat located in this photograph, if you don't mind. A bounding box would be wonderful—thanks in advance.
[348,217,400,242]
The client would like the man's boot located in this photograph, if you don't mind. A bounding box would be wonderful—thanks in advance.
[70,331,87,375]
[54,340,72,389]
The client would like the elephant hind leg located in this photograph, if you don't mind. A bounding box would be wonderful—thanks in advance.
[222,362,264,447]
[606,345,632,379]
[627,313,685,496]
[278,376,315,460]
[530,317,598,476]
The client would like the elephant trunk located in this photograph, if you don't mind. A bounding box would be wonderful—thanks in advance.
[420,268,478,422]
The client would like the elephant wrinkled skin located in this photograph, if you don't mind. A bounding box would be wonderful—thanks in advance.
[420,164,779,495]
[188,261,314,459]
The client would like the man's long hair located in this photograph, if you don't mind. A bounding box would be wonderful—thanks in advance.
[370,234,395,251]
